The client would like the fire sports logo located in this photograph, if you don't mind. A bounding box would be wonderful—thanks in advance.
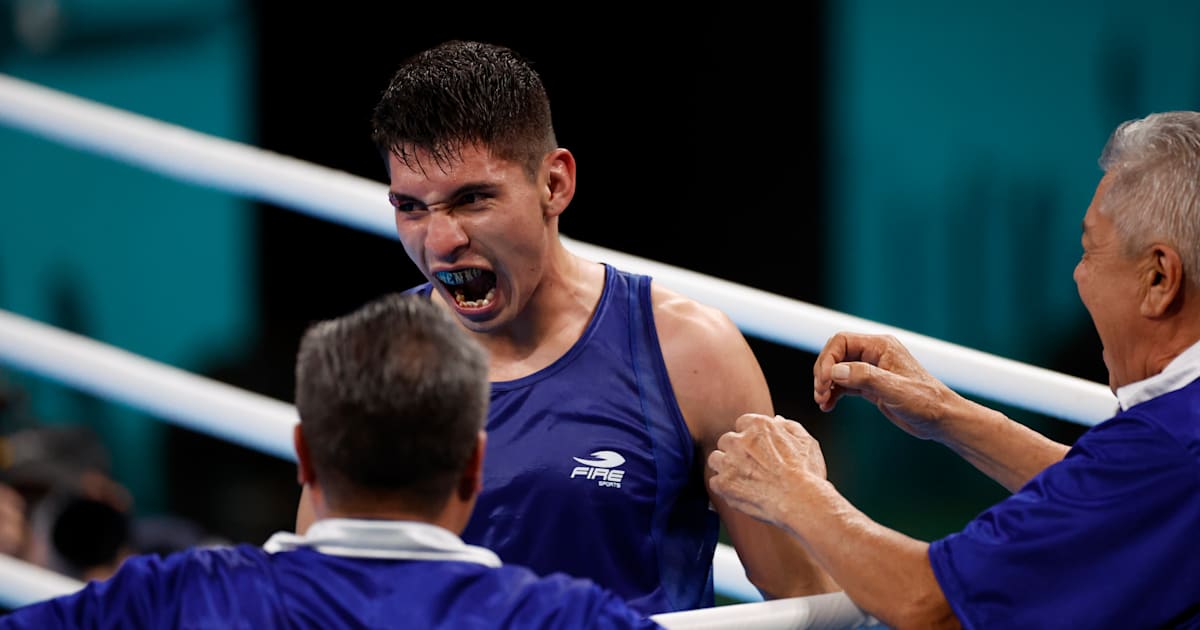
[569,450,626,488]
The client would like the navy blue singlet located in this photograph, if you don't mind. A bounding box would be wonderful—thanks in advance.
[406,264,718,615]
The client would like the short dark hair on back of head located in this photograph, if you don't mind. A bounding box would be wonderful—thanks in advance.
[294,293,489,514]
[370,39,557,179]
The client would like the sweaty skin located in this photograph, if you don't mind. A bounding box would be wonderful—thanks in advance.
[297,142,838,601]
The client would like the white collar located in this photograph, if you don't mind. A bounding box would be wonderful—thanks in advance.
[1115,338,1200,411]
[261,518,501,567]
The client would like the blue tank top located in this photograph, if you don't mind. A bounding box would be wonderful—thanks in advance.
[405,265,718,615]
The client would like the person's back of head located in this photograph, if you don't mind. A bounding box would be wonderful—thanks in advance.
[294,293,489,518]
[370,39,557,180]
[1098,111,1200,290]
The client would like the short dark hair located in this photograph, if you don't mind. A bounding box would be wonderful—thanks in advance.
[294,293,489,513]
[370,39,557,179]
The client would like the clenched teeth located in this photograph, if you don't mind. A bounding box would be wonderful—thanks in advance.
[454,288,495,308]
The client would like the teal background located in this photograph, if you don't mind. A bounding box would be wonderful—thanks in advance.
[816,0,1200,539]
[0,0,254,514]
[828,0,1200,364]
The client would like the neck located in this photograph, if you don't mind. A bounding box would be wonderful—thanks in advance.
[315,499,471,535]
[480,249,606,380]
[1149,329,1200,374]
[1128,303,1200,385]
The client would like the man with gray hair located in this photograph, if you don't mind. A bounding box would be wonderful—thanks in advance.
[1,293,661,628]
[708,111,1200,629]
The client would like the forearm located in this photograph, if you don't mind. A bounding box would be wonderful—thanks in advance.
[778,479,959,630]
[936,397,1069,492]
[720,500,841,598]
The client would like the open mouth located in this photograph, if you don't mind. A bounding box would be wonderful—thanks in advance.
[434,268,497,308]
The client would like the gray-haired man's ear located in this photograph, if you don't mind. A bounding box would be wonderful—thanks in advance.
[1142,244,1185,318]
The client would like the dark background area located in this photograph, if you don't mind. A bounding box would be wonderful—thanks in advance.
[170,5,838,546]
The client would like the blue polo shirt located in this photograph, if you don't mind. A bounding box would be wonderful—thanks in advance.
[929,344,1200,629]
[0,519,662,629]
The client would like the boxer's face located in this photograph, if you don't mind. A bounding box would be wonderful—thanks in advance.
[387,143,554,333]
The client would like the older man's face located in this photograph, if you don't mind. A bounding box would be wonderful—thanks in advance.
[1073,173,1150,391]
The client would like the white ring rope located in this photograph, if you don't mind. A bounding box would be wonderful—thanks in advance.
[0,72,1116,427]
[0,309,298,462]
[0,71,1113,626]
[0,307,832,623]
[0,555,86,612]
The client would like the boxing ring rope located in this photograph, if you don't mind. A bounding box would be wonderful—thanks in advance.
[0,72,1116,428]
[0,315,878,630]
[0,71,1115,626]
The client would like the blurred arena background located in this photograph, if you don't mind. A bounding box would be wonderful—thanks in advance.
[0,0,1198,606]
